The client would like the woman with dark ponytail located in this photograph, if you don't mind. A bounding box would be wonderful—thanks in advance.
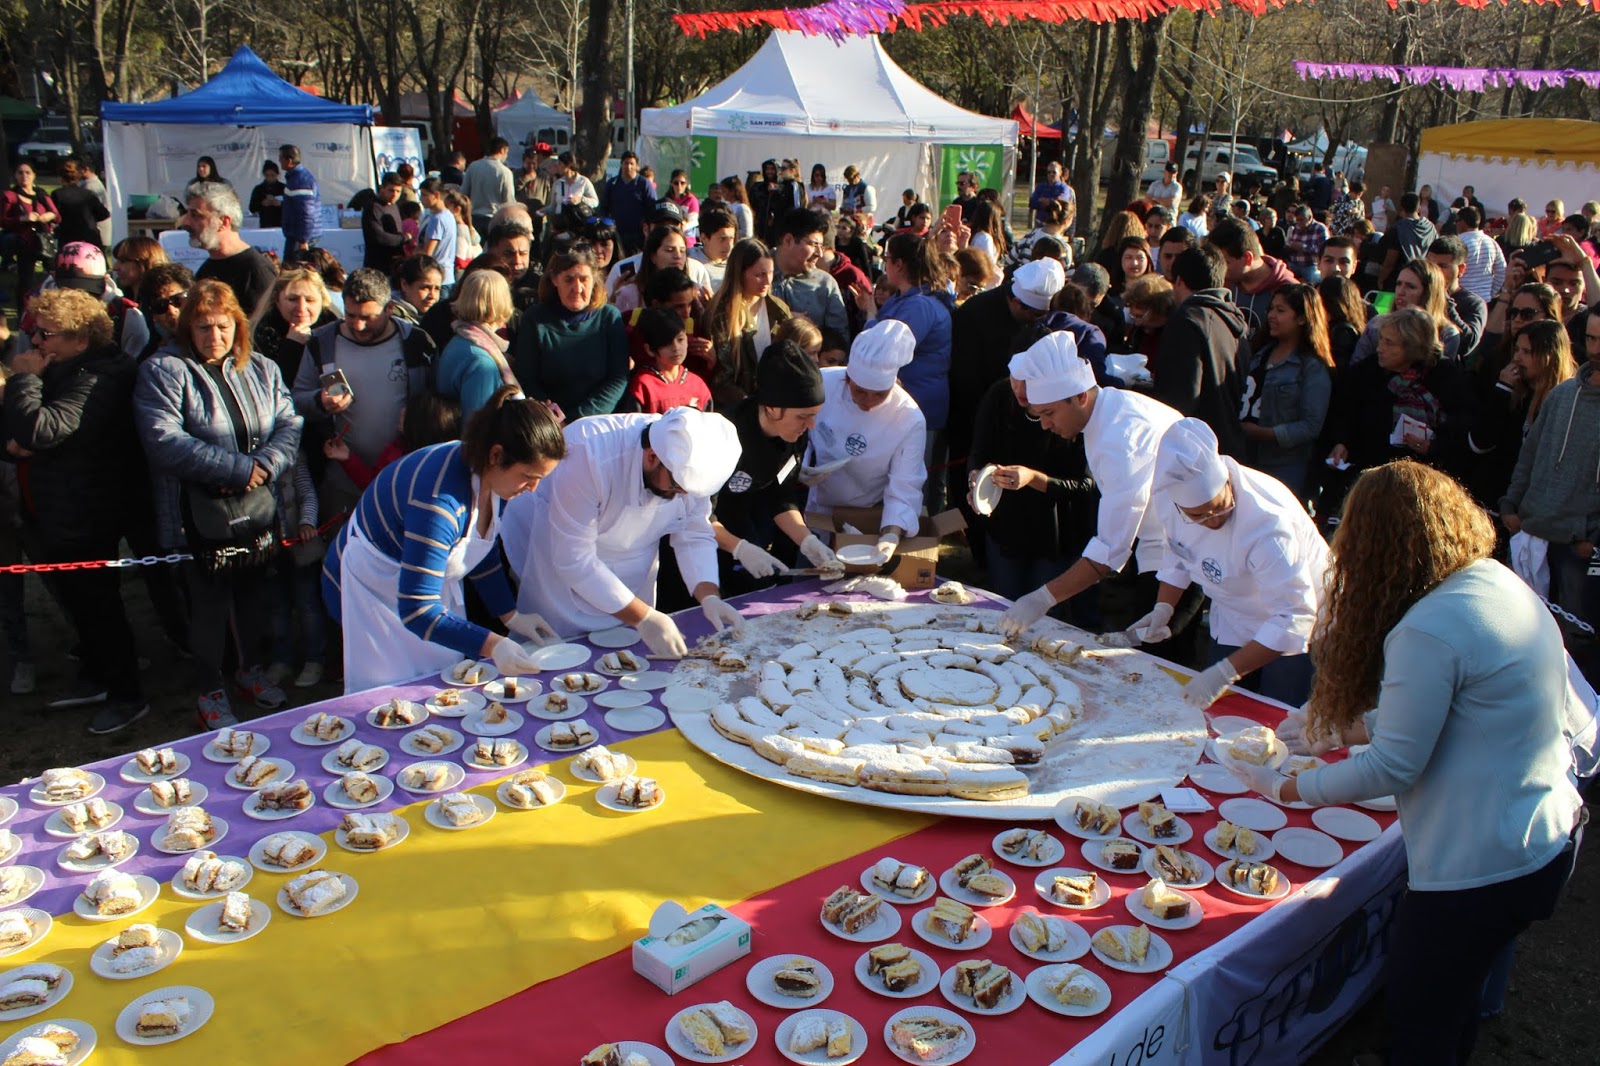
[321,385,568,691]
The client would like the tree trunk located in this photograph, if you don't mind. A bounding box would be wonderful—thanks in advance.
[1518,5,1561,116]
[1067,22,1114,239]
[1378,3,1414,143]
[1168,15,1204,179]
[1104,15,1169,233]
[576,0,616,179]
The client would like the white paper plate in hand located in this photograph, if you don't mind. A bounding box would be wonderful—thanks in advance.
[665,1002,759,1063]
[834,543,880,566]
[1026,964,1112,1017]
[1311,806,1382,842]
[183,898,272,944]
[0,963,73,1020]
[1090,925,1174,974]
[28,772,105,807]
[852,946,940,998]
[119,753,191,783]
[134,783,210,816]
[775,1008,869,1064]
[322,774,395,811]
[1033,866,1111,911]
[882,1005,975,1064]
[745,954,834,1009]
[73,874,160,921]
[1007,910,1090,963]
[971,464,1001,516]
[89,929,184,978]
[114,985,214,1045]
[0,1019,95,1066]
[938,963,1027,1015]
[44,801,125,838]
[1208,734,1288,770]
[820,900,902,943]
[1187,762,1248,795]
[1208,714,1261,738]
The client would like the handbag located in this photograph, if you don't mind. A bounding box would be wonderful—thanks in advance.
[180,362,281,576]
[37,230,58,260]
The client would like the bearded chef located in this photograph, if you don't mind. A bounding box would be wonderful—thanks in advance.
[997,331,1183,638]
[1147,418,1330,708]
[804,319,927,566]
[499,406,745,657]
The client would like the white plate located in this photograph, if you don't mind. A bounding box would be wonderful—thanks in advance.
[152,817,230,856]
[400,726,465,757]
[936,866,1015,907]
[529,693,588,721]
[201,735,268,762]
[119,753,192,783]
[1032,866,1111,910]
[27,772,105,807]
[596,656,653,680]
[396,761,466,795]
[607,708,667,733]
[990,829,1065,868]
[425,689,485,717]
[835,543,880,565]
[0,908,49,958]
[0,964,72,1020]
[1140,846,1215,889]
[852,946,940,998]
[1201,826,1276,863]
[366,704,430,730]
[438,660,498,686]
[495,778,567,811]
[1090,925,1174,974]
[334,816,411,854]
[1026,963,1112,1017]
[133,783,210,817]
[525,643,591,671]
[1311,806,1383,843]
[0,1019,95,1066]
[746,954,835,1009]
[246,831,326,873]
[552,671,609,695]
[1078,837,1148,876]
[0,866,45,907]
[114,985,214,1045]
[665,1002,758,1063]
[535,723,600,755]
[223,757,295,791]
[73,874,159,921]
[0,797,14,825]
[589,626,643,649]
[1356,795,1398,813]
[57,835,141,872]
[44,801,125,838]
[1209,735,1288,771]
[661,687,717,713]
[571,753,637,785]
[619,671,674,692]
[289,717,355,747]
[1218,797,1289,832]
[463,708,525,737]
[1208,714,1261,737]
[169,856,253,901]
[1125,884,1203,930]
[882,1005,975,1064]
[972,464,1001,516]
[1121,810,1194,847]
[1271,827,1345,868]
[276,873,360,917]
[910,906,991,951]
[423,794,496,831]
[481,678,539,703]
[89,929,184,978]
[595,780,665,813]
[610,1043,672,1066]
[821,899,902,943]
[774,1008,868,1064]
[183,899,272,944]
[240,792,313,823]
[938,964,1027,1015]
[1053,795,1126,840]
[322,774,396,811]
[1215,860,1292,901]
[594,689,652,709]
[1187,762,1249,795]
[462,741,530,773]
[0,834,19,865]
[318,745,390,771]
[1007,910,1090,963]
[858,864,936,906]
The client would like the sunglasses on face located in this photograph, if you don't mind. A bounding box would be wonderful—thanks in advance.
[153,291,189,314]
[28,327,63,342]
[1510,306,1540,321]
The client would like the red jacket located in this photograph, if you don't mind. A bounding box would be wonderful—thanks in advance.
[825,250,872,336]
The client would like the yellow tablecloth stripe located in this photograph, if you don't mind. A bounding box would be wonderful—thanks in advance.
[7,732,934,1063]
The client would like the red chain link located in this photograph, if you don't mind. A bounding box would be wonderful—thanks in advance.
[0,513,350,576]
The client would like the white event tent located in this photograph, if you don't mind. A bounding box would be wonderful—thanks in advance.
[493,89,573,151]
[639,31,1016,210]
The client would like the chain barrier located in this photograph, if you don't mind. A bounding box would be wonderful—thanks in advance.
[0,513,350,576]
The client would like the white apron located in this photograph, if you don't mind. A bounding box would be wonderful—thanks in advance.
[341,478,499,693]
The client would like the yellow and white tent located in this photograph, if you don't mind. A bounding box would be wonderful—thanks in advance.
[1416,118,1600,218]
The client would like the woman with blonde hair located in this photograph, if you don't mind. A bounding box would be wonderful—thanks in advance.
[1500,210,1537,256]
[1243,283,1334,499]
[1123,272,1175,360]
[1226,460,1584,1066]
[1349,258,1461,364]
[1468,318,1576,512]
[251,266,336,385]
[704,238,791,406]
[436,269,519,418]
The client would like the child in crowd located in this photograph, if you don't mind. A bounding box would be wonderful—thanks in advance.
[322,397,462,491]
[624,306,711,413]
[772,315,822,362]
[815,327,850,368]
[398,199,422,257]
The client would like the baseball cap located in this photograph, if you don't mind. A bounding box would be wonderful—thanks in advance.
[648,200,686,225]
[54,242,109,293]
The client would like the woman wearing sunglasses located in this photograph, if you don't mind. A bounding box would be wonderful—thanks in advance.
[134,263,196,362]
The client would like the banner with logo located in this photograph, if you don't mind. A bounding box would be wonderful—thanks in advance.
[371,126,425,188]
[938,143,1002,208]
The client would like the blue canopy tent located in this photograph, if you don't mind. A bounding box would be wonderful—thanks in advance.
[101,46,377,244]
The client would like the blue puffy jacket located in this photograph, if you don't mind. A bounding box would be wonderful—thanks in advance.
[872,286,955,430]
[282,163,322,243]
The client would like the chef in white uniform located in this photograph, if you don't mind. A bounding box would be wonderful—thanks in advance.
[499,406,745,657]
[804,319,927,565]
[998,331,1183,637]
[1145,418,1330,707]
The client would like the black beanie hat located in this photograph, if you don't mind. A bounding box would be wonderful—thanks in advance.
[756,340,825,408]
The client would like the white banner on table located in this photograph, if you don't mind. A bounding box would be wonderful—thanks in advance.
[372,127,424,188]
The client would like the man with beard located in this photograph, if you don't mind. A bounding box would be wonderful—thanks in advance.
[178,181,276,314]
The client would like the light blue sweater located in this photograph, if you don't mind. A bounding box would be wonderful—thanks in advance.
[1297,560,1582,890]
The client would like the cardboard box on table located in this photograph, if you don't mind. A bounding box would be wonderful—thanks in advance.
[633,901,752,995]
[805,506,966,590]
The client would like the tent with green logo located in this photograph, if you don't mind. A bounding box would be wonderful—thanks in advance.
[639,31,1016,215]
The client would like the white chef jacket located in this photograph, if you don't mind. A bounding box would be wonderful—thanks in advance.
[499,414,722,637]
[805,367,927,534]
[1153,458,1330,653]
[1081,387,1182,573]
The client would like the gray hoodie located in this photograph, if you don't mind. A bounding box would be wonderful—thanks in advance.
[1502,361,1600,544]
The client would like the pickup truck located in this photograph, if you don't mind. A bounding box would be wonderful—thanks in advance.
[18,120,102,172]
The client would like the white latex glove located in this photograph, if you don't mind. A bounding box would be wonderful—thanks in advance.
[638,609,688,659]
[999,586,1058,638]
[489,638,542,676]
[1276,708,1339,756]
[1183,657,1241,709]
[1220,755,1290,803]
[701,594,745,636]
[504,610,558,647]
[732,539,784,579]
[1095,602,1175,649]
[866,532,900,566]
[797,465,831,487]
[798,534,838,569]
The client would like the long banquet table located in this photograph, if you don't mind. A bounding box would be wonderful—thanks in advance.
[0,583,1407,1065]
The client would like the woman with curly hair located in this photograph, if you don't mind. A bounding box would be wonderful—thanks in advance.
[1226,460,1584,1066]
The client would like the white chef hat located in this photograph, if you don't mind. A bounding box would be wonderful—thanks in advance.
[846,319,916,391]
[1012,258,1065,311]
[1155,418,1230,509]
[649,408,742,496]
[1007,330,1096,404]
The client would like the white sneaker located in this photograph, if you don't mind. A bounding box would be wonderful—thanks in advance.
[236,667,287,711]
[293,662,324,688]
[265,661,293,686]
[10,662,36,695]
